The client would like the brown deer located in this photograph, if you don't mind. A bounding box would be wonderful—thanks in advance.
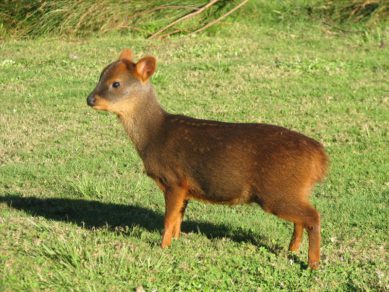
[86,49,328,269]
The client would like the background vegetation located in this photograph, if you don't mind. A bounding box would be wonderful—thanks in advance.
[0,0,388,38]
[0,0,388,290]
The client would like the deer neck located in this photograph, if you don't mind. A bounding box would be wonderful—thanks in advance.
[118,87,166,156]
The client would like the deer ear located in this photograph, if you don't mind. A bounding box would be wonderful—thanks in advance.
[135,56,156,82]
[119,49,133,62]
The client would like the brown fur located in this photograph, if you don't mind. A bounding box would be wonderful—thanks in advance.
[87,49,328,269]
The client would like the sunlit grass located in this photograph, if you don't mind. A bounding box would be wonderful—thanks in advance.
[0,22,388,290]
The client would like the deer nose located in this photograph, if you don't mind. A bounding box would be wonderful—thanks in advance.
[87,94,96,106]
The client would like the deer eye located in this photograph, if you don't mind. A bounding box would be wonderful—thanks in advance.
[112,81,121,88]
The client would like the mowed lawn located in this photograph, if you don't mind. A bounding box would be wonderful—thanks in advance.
[0,23,388,290]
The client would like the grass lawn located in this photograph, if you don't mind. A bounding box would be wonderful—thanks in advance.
[0,21,388,290]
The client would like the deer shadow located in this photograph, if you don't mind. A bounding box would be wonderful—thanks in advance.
[0,194,287,256]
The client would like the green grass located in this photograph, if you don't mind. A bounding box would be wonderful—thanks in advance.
[1,21,388,290]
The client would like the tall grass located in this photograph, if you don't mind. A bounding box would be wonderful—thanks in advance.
[314,0,388,24]
[0,0,388,38]
[0,0,237,38]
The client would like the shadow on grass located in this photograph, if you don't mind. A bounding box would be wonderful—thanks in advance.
[0,194,284,255]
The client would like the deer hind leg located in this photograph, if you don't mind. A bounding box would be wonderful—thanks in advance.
[305,206,321,270]
[270,200,321,269]
[161,186,187,248]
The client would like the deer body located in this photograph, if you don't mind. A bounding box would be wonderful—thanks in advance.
[87,49,328,269]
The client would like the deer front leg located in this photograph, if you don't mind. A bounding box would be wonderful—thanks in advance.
[161,186,187,248]
[172,200,188,239]
[289,223,304,252]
